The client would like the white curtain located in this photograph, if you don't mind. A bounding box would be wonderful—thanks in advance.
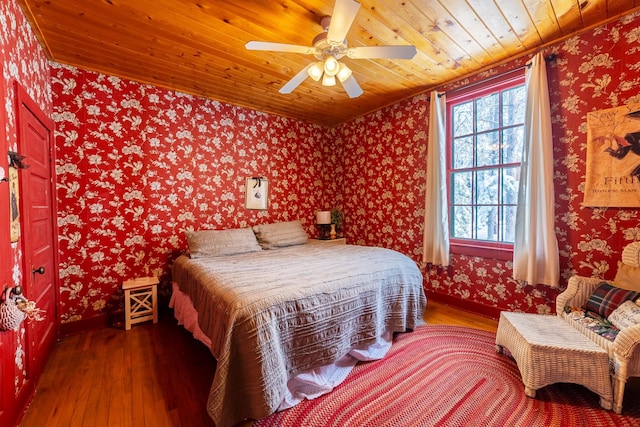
[423,91,450,266]
[513,53,559,287]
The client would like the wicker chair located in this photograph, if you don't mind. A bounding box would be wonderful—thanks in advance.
[557,242,640,414]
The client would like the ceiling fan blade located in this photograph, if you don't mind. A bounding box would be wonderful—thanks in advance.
[279,64,313,94]
[347,45,417,60]
[340,75,363,98]
[326,0,361,45]
[245,41,318,55]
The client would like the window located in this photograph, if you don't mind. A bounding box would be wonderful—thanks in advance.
[447,74,526,259]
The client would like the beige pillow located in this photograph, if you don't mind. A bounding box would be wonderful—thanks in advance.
[185,228,262,258]
[252,220,308,249]
[608,300,640,330]
[613,262,640,291]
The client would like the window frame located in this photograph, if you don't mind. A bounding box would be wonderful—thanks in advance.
[446,72,526,260]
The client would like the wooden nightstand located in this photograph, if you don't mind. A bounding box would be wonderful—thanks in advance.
[312,237,346,245]
[122,276,159,330]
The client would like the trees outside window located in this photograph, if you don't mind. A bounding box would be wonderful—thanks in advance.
[447,74,526,259]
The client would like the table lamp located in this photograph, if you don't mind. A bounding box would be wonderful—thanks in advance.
[316,210,332,240]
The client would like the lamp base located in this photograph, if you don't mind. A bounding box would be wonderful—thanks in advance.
[317,224,332,240]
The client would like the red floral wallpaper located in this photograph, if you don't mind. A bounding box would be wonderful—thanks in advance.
[336,11,640,316]
[49,10,640,325]
[52,64,339,323]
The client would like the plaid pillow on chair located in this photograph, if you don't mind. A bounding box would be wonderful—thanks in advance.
[585,282,639,318]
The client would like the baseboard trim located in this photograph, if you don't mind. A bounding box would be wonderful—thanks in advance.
[426,291,501,320]
[59,314,108,337]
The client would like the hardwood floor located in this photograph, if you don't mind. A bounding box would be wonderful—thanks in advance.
[424,299,498,333]
[19,308,216,427]
[18,301,496,427]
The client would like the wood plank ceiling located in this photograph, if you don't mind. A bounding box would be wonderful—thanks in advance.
[18,0,640,127]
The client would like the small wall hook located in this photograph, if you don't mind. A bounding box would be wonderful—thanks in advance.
[8,151,30,169]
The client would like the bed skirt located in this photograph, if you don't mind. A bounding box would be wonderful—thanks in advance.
[169,282,393,413]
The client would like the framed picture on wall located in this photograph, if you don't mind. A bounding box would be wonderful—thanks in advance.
[584,102,640,207]
[245,177,269,210]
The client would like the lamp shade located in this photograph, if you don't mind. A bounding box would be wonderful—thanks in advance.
[322,73,336,87]
[307,62,323,81]
[323,56,339,76]
[316,210,331,224]
[336,63,352,82]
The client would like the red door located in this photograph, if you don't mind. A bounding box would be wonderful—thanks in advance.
[13,81,59,420]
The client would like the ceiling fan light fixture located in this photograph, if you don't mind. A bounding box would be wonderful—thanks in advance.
[323,56,340,76]
[308,62,324,81]
[322,73,336,87]
[336,63,352,82]
[246,0,418,97]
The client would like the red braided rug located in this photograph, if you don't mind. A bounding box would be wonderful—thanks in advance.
[254,325,640,427]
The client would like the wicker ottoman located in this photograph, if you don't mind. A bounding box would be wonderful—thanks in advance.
[495,311,613,410]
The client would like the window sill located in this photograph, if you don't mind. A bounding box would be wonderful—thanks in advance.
[450,241,513,261]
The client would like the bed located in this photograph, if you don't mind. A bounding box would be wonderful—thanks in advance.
[170,221,426,427]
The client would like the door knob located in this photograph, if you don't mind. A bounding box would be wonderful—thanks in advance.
[33,266,45,275]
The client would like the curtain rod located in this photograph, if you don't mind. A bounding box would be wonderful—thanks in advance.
[433,53,557,99]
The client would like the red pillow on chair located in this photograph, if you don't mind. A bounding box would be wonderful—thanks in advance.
[585,282,639,318]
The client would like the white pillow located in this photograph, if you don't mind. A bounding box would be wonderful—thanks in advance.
[252,220,308,249]
[607,300,640,330]
[185,228,262,258]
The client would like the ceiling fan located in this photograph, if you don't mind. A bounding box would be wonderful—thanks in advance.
[245,0,417,98]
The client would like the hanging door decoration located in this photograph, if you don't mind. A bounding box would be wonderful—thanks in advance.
[9,165,19,242]
[8,152,29,242]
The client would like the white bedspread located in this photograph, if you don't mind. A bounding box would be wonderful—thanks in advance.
[171,242,426,427]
